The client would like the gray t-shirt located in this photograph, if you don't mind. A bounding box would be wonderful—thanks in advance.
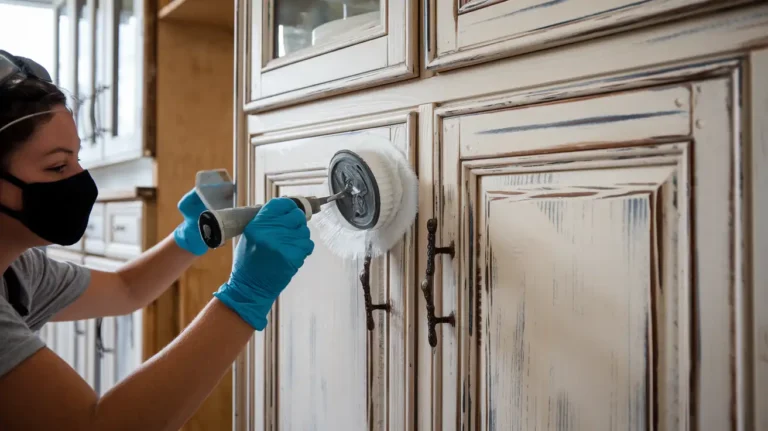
[0,247,91,378]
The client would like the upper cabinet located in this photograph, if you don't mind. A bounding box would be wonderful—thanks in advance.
[425,0,748,72]
[245,0,418,112]
[54,0,150,168]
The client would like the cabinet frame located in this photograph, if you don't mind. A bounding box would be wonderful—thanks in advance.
[243,0,419,113]
[424,0,752,73]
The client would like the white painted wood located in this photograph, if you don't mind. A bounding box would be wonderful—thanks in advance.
[416,103,436,431]
[751,47,768,431]
[426,76,745,430]
[245,0,418,111]
[104,201,143,260]
[431,0,747,71]
[457,84,691,158]
[247,4,768,133]
[248,115,416,430]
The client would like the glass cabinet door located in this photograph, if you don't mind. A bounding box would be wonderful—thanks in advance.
[427,0,736,72]
[99,0,144,161]
[54,0,74,104]
[75,0,103,164]
[246,0,417,112]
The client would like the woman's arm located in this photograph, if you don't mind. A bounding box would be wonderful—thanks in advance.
[0,298,252,431]
[52,189,211,321]
[0,198,313,431]
[51,234,198,321]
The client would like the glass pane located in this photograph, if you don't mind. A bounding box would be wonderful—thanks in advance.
[56,6,70,91]
[76,0,92,142]
[116,0,136,136]
[272,0,380,59]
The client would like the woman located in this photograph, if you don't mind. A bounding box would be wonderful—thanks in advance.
[0,50,314,430]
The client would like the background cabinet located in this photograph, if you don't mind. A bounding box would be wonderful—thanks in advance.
[53,0,151,168]
[44,193,155,395]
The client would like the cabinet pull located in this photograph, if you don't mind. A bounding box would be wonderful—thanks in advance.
[95,318,113,356]
[421,218,455,348]
[113,224,126,232]
[360,250,389,331]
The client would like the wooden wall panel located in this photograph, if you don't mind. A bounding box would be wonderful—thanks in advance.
[156,19,234,431]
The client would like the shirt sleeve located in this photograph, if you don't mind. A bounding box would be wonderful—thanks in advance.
[0,297,45,378]
[22,248,92,330]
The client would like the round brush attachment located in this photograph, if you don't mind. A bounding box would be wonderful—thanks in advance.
[312,136,418,260]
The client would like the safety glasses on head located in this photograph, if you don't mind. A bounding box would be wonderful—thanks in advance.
[0,49,52,88]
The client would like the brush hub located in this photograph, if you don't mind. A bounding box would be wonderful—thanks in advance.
[328,150,381,230]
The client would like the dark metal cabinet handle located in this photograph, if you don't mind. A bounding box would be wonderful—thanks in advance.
[95,318,113,357]
[360,252,390,331]
[421,218,455,348]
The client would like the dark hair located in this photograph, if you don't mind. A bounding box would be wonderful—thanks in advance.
[0,75,68,169]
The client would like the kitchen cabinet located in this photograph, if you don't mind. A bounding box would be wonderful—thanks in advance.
[244,0,418,112]
[84,255,144,395]
[426,0,748,72]
[233,2,767,430]
[53,0,150,168]
[246,115,416,430]
[43,248,97,389]
[44,191,155,394]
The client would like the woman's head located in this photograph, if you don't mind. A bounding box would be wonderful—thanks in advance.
[0,50,97,248]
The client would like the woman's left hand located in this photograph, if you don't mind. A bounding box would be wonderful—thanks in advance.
[173,188,209,256]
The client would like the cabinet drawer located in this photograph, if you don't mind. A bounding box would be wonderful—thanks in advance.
[105,201,143,260]
[428,0,744,72]
[245,0,417,112]
[84,203,106,255]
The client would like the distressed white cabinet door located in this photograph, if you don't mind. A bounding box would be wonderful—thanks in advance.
[246,0,417,112]
[428,77,743,430]
[246,116,416,430]
[428,0,747,72]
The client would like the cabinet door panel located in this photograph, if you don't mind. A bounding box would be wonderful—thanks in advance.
[101,0,145,162]
[76,0,102,164]
[246,0,417,112]
[429,0,746,72]
[248,118,415,430]
[429,78,740,430]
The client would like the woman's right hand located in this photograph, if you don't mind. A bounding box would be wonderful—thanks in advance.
[213,197,315,330]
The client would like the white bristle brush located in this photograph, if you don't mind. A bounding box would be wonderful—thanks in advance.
[311,137,419,261]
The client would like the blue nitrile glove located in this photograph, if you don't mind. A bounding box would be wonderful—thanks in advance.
[213,197,314,330]
[173,189,209,256]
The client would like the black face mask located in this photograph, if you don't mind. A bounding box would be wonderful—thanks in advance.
[0,170,98,245]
